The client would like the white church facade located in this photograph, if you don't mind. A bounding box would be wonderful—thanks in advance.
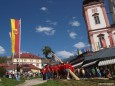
[83,0,115,52]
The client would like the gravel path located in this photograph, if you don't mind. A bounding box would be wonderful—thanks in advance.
[16,78,47,86]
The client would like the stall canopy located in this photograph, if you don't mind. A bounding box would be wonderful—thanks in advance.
[85,47,115,61]
[98,58,115,66]
[82,60,98,68]
[72,61,84,67]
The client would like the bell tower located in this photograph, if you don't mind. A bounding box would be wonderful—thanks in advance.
[83,0,114,51]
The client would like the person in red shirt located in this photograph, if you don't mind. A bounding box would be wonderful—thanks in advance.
[65,62,71,80]
[45,65,51,79]
[69,63,75,79]
[41,67,46,80]
[69,64,74,72]
[49,65,54,79]
[53,64,59,79]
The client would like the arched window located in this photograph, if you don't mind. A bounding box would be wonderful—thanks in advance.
[92,13,100,24]
[97,34,107,48]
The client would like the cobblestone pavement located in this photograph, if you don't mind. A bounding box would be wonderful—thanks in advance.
[16,78,47,86]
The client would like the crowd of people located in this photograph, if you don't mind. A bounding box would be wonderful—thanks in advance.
[75,67,112,78]
[41,62,114,80]
[41,62,74,80]
[5,71,40,80]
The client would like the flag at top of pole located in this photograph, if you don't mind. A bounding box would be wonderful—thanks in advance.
[10,19,21,55]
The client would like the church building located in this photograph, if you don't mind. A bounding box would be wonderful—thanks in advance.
[83,0,115,52]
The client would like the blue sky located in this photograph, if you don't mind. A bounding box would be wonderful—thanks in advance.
[0,0,111,58]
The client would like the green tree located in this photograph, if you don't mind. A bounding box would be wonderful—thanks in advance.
[0,56,8,63]
[42,46,52,59]
[0,67,6,77]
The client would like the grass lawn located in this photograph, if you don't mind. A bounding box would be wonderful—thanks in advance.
[0,78,25,86]
[35,79,115,86]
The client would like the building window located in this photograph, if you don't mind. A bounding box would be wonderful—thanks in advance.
[37,63,39,66]
[94,15,100,24]
[97,34,107,48]
[24,59,26,62]
[92,13,100,24]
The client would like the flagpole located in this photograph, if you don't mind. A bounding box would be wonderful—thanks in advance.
[19,19,21,67]
[12,53,14,73]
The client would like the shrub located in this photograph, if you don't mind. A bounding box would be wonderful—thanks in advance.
[0,67,6,77]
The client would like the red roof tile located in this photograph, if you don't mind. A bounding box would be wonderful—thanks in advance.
[0,63,9,67]
[22,64,40,70]
[14,53,41,59]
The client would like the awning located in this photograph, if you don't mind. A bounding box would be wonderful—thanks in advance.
[72,61,83,67]
[85,47,115,61]
[82,60,97,68]
[98,58,115,66]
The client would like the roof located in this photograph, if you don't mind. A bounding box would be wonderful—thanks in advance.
[5,64,17,70]
[83,0,100,5]
[22,64,40,70]
[85,47,115,61]
[0,63,9,67]
[6,64,40,71]
[14,53,41,59]
[70,51,94,64]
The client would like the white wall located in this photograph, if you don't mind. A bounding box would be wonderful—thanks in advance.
[13,58,42,68]
[92,32,111,51]
[87,6,106,30]
[112,30,115,43]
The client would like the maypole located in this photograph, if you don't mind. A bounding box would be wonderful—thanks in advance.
[43,46,80,80]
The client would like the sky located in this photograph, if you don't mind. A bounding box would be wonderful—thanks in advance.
[0,0,111,59]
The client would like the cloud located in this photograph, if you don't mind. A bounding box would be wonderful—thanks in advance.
[0,46,5,54]
[72,17,76,19]
[56,50,74,58]
[74,42,86,49]
[69,32,77,39]
[36,26,55,35]
[40,7,48,11]
[70,20,80,27]
[46,20,57,25]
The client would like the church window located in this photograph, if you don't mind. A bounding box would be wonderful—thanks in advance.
[97,34,107,48]
[92,13,100,24]
[94,15,100,24]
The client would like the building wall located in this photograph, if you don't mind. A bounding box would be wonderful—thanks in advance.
[13,58,42,69]
[92,32,111,51]
[87,6,106,30]
[112,29,115,45]
[83,1,115,52]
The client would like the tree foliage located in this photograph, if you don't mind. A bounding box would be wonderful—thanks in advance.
[0,67,6,77]
[0,56,8,63]
[42,46,52,59]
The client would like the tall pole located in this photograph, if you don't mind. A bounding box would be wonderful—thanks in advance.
[12,53,14,73]
[19,19,21,66]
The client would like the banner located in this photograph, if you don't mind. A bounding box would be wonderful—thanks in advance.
[11,19,20,55]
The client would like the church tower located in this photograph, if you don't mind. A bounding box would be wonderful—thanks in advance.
[83,0,114,51]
